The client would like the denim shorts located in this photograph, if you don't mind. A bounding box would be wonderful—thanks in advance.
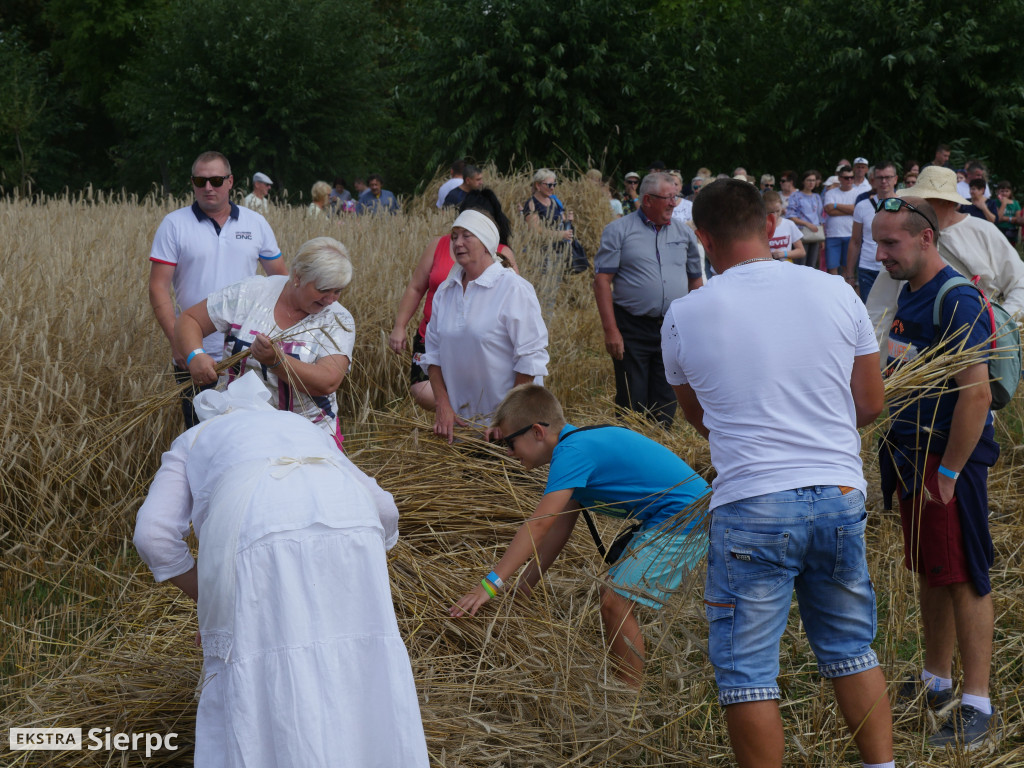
[824,236,850,270]
[704,486,879,706]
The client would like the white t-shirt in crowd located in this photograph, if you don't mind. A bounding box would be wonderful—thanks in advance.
[957,180,990,199]
[854,178,872,195]
[420,261,549,421]
[852,197,880,270]
[823,188,861,238]
[768,217,803,259]
[671,198,694,225]
[661,260,876,510]
[243,193,269,213]
[436,177,463,209]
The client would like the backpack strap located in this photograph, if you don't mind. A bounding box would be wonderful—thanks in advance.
[932,275,976,329]
[557,425,630,559]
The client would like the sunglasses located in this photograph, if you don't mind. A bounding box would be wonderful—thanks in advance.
[191,175,230,188]
[625,179,639,184]
[541,182,557,188]
[873,197,939,232]
[500,422,548,450]
[839,175,854,181]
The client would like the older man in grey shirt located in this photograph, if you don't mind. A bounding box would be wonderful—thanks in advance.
[594,172,703,426]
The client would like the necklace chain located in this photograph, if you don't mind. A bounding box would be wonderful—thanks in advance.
[733,257,775,268]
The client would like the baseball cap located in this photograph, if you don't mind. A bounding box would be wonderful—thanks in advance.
[853,157,869,166]
[625,172,640,181]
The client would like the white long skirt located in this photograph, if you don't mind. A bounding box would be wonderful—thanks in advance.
[193,466,428,768]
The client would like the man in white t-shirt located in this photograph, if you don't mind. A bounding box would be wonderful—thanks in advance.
[435,159,466,209]
[845,161,898,302]
[822,166,859,275]
[243,171,273,212]
[852,157,872,195]
[660,179,893,768]
[866,165,1024,351]
[149,150,287,428]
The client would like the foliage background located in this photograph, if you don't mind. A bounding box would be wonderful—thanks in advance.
[2,0,1022,196]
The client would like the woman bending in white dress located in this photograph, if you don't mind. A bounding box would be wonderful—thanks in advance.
[133,373,429,768]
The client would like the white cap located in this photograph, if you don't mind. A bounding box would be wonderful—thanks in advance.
[853,157,869,166]
[253,172,274,185]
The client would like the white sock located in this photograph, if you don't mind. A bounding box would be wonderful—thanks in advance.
[862,762,895,768]
[961,693,992,714]
[921,669,952,691]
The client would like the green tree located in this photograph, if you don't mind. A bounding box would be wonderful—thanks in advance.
[808,0,1024,172]
[0,31,62,194]
[402,0,663,176]
[112,0,388,196]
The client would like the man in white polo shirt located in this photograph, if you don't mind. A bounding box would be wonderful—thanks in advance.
[149,150,287,428]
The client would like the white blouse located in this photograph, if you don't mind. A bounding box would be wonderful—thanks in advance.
[205,275,354,437]
[420,261,549,421]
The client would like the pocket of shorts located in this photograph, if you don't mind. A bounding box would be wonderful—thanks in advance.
[704,600,735,671]
[723,528,790,599]
[833,515,868,587]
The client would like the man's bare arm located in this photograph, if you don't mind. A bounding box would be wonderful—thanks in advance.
[672,383,709,438]
[850,352,884,427]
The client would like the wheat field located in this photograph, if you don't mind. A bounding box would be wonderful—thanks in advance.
[2,171,1023,766]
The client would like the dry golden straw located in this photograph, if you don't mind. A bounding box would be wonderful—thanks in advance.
[2,176,1023,766]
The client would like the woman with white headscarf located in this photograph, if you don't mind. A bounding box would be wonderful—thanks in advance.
[133,373,429,768]
[420,209,549,443]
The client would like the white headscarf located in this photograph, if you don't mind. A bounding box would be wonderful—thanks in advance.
[193,370,274,422]
[452,209,500,260]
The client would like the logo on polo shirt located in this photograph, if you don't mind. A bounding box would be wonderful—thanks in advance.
[235,232,253,240]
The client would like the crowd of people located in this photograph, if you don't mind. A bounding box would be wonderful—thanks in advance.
[134,147,1018,765]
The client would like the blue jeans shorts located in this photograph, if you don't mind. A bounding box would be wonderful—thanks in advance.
[824,237,850,270]
[704,487,879,707]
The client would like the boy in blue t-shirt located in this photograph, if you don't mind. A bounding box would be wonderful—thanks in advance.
[450,384,709,687]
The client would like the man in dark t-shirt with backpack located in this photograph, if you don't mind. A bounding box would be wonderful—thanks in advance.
[875,195,1001,751]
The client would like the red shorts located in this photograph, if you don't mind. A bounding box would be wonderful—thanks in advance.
[897,454,970,587]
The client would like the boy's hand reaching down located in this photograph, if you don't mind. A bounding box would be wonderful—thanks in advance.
[450,584,491,617]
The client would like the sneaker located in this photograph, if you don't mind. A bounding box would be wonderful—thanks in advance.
[894,676,954,711]
[928,704,1000,750]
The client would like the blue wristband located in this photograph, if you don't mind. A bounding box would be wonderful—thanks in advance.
[937,465,960,480]
[185,348,206,366]
[486,570,504,590]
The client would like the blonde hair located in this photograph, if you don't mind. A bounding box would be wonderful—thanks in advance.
[290,237,353,291]
[492,384,566,432]
[311,181,332,205]
[532,168,556,186]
